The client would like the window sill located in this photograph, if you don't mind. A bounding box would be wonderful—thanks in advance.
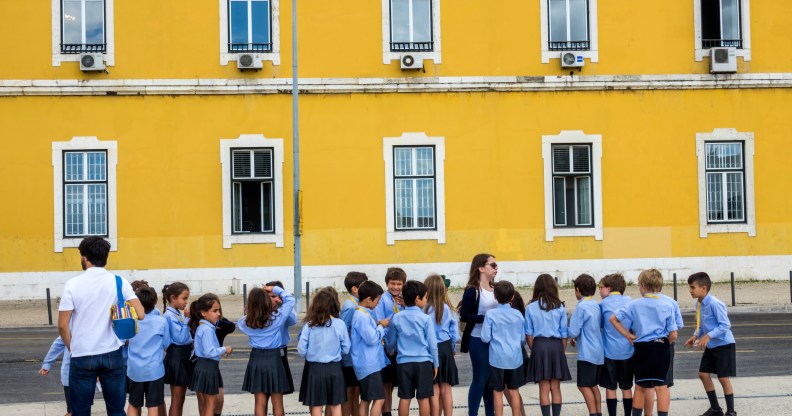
[695,48,751,62]
[56,237,117,253]
[221,52,281,66]
[699,224,756,238]
[223,233,284,248]
[542,50,598,64]
[383,50,441,66]
[53,52,115,67]
[545,227,603,242]
[386,230,445,245]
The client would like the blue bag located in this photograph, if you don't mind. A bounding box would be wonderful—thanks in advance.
[110,275,138,340]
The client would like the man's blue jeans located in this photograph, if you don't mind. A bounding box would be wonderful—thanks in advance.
[69,347,126,416]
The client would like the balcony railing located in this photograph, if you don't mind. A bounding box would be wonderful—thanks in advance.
[702,39,742,49]
[390,41,434,52]
[548,41,590,51]
[61,43,106,54]
[229,43,273,53]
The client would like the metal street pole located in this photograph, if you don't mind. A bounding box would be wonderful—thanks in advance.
[292,0,302,312]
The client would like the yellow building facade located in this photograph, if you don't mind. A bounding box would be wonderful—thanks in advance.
[1,1,790,299]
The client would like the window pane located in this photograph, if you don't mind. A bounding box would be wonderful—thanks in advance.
[572,145,590,173]
[87,184,107,235]
[394,148,413,176]
[701,0,722,41]
[706,173,724,221]
[395,179,414,229]
[553,177,566,226]
[549,0,568,42]
[65,152,84,181]
[87,152,106,181]
[416,179,435,228]
[569,0,589,42]
[65,184,84,236]
[233,150,252,178]
[233,182,242,232]
[253,150,272,179]
[85,0,104,45]
[251,0,271,44]
[391,0,410,43]
[706,143,743,169]
[412,0,432,43]
[726,172,744,221]
[261,182,273,232]
[721,0,740,40]
[575,176,592,225]
[230,0,250,45]
[552,146,570,173]
[415,147,434,176]
[237,181,263,232]
[63,1,82,44]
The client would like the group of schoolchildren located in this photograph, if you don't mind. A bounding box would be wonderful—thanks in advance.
[38,262,738,416]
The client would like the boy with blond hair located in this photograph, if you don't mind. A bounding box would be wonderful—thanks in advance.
[610,269,678,416]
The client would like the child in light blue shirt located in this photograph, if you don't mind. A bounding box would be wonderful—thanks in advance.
[598,274,634,416]
[568,274,604,416]
[39,336,71,414]
[340,271,368,413]
[127,287,171,415]
[351,281,390,416]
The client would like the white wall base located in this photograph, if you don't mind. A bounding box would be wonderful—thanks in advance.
[1,254,790,301]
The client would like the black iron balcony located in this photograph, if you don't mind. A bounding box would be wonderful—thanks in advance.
[61,43,106,54]
[390,41,434,52]
[548,40,590,51]
[229,43,273,53]
[702,39,742,49]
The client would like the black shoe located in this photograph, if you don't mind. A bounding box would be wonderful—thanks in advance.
[724,412,737,416]
[701,409,724,416]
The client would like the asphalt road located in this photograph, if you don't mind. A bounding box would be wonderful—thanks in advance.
[1,312,789,405]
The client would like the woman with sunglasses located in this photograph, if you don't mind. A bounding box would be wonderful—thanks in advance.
[459,253,499,416]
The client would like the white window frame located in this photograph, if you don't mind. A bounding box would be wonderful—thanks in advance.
[694,0,751,61]
[540,0,599,64]
[220,0,281,66]
[696,128,755,237]
[52,137,118,252]
[542,131,603,241]
[384,133,445,245]
[51,0,115,67]
[221,134,284,248]
[382,0,442,65]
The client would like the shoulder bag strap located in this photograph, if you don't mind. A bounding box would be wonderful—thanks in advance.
[115,275,124,308]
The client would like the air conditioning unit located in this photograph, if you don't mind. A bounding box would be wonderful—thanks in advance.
[709,47,737,73]
[560,52,584,69]
[79,53,105,72]
[237,54,263,70]
[400,54,423,70]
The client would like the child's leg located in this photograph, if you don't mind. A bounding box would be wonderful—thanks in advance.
[655,386,670,413]
[370,399,385,416]
[327,404,342,416]
[593,386,602,413]
[197,393,216,416]
[358,400,370,416]
[642,387,655,416]
[398,398,412,416]
[169,385,187,416]
[538,381,551,406]
[416,398,430,416]
[550,379,562,404]
[311,405,324,416]
[621,388,634,416]
[578,386,598,414]
[146,405,160,416]
[126,404,141,416]
[157,402,166,416]
[216,387,225,415]
[254,393,267,416]
[504,388,524,416]
[383,383,394,415]
[633,386,644,414]
[492,390,504,416]
[270,393,285,416]
[605,389,618,416]
[719,377,735,413]
[429,384,440,416]
[439,383,454,416]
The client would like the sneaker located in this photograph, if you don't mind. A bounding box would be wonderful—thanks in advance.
[724,412,737,416]
[701,409,724,416]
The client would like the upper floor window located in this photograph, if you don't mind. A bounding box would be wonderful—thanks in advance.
[390,0,433,52]
[701,0,742,48]
[229,0,272,52]
[231,149,274,234]
[540,0,598,63]
[61,0,106,53]
[548,0,590,51]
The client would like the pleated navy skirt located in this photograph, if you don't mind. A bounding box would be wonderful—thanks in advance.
[190,358,223,395]
[435,340,459,386]
[164,344,193,387]
[527,337,572,383]
[299,361,347,407]
[242,348,290,394]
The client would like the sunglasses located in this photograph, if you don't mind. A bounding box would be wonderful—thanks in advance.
[485,262,498,269]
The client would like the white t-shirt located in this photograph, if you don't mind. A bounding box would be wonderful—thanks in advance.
[471,287,498,338]
[59,267,137,358]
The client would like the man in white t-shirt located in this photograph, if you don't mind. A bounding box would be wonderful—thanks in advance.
[58,236,144,416]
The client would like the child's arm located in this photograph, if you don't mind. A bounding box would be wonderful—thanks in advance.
[698,301,731,349]
[339,320,351,355]
[384,316,398,355]
[199,328,228,359]
[668,330,678,344]
[269,286,295,327]
[426,318,439,379]
[39,336,66,375]
[609,314,637,344]
[161,320,172,351]
[558,308,570,349]
[448,306,460,350]
[567,308,583,342]
[356,314,386,346]
[286,309,298,327]
[297,324,310,358]
[480,313,492,343]
[524,309,534,349]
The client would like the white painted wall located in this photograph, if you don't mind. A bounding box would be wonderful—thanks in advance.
[2,254,790,300]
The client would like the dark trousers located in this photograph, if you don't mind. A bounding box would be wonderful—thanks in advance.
[467,336,494,416]
[69,347,126,416]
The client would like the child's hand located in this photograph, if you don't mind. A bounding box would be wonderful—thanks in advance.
[263,285,274,293]
[183,306,190,316]
[626,333,637,345]
[225,346,232,355]
[434,367,438,380]
[378,318,390,328]
[697,334,710,350]
[684,336,697,348]
[570,338,577,347]
[395,293,405,307]
[38,369,49,376]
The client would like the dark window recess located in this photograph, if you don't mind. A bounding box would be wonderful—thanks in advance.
[701,0,742,48]
[236,181,273,233]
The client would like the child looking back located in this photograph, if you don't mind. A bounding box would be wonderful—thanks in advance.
[126,287,170,416]
[374,267,406,416]
[351,281,390,416]
[525,274,571,416]
[568,274,604,416]
[481,281,527,416]
[341,272,369,416]
[598,274,634,416]
[188,293,232,416]
[423,274,460,416]
[610,269,678,416]
[684,272,737,416]
[298,288,351,416]
[385,280,439,416]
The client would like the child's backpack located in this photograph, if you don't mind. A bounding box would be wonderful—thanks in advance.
[110,275,138,339]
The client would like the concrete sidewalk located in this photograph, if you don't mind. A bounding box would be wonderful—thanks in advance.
[3,375,790,416]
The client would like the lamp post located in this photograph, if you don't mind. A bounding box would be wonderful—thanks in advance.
[291,0,302,312]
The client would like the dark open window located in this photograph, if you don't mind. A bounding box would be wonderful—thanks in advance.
[232,149,274,233]
[701,0,742,48]
[61,0,107,53]
[551,144,593,228]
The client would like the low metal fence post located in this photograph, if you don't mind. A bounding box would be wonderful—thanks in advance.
[673,273,678,301]
[46,288,53,326]
[242,284,247,310]
[305,282,310,310]
[730,272,736,306]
